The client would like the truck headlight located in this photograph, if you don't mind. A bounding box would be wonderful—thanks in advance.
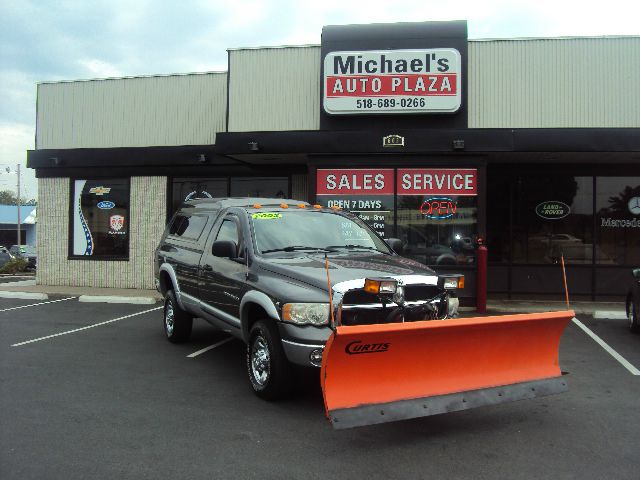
[282,303,330,326]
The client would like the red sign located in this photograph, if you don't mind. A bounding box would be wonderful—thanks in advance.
[397,169,477,196]
[317,169,394,196]
[325,74,457,97]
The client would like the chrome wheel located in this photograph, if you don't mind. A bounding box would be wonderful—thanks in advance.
[250,335,270,386]
[165,301,175,336]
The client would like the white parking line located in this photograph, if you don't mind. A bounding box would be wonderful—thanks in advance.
[187,337,233,358]
[11,306,162,347]
[0,297,77,313]
[572,317,640,376]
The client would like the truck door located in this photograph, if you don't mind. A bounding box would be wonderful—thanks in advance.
[198,213,247,328]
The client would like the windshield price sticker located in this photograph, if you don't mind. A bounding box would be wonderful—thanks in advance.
[252,212,282,220]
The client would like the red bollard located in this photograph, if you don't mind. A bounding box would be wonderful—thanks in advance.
[476,244,488,313]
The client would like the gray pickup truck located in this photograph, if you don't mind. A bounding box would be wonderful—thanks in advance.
[155,198,463,400]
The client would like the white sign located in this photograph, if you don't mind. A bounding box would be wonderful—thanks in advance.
[323,48,462,115]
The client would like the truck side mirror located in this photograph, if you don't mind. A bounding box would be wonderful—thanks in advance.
[385,238,403,254]
[212,240,237,258]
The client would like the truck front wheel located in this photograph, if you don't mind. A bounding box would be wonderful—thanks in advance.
[247,320,293,400]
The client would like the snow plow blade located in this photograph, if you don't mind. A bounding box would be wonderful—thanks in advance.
[320,310,573,429]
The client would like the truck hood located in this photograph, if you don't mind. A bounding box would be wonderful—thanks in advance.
[257,252,438,291]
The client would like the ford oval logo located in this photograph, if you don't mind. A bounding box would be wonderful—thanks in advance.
[535,201,570,220]
[97,201,115,210]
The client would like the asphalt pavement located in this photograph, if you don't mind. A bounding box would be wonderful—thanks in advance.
[0,294,638,479]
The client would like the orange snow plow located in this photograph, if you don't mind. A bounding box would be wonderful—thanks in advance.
[320,310,574,429]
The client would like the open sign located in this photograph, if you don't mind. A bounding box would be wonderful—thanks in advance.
[420,197,457,219]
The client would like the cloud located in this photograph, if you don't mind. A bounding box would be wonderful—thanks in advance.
[77,59,123,79]
[1,0,639,201]
[0,122,37,200]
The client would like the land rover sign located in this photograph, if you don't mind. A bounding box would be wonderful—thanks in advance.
[323,48,462,115]
[535,201,571,220]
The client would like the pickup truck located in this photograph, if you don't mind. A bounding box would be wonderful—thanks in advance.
[155,198,463,400]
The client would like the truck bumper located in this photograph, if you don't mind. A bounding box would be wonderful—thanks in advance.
[278,323,330,368]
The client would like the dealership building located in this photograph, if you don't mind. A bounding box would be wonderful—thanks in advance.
[27,21,640,301]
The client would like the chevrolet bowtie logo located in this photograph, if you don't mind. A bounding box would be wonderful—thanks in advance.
[89,186,111,196]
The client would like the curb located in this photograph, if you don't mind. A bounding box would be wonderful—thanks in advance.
[0,291,48,300]
[593,311,627,320]
[78,295,158,305]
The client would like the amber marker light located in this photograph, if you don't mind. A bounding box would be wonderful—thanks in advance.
[458,276,465,289]
[330,205,341,210]
[297,204,306,208]
[280,203,289,208]
[364,278,397,294]
[253,204,262,209]
[313,204,322,209]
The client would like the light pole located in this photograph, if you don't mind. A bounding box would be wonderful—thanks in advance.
[4,165,21,247]
[17,164,21,247]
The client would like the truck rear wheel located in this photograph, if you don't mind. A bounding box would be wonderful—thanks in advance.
[164,289,193,343]
[247,320,293,400]
[628,298,640,333]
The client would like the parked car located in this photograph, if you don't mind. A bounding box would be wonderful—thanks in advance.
[9,245,37,269]
[0,250,12,268]
[626,268,640,333]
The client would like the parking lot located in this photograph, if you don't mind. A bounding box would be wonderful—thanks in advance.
[1,296,639,479]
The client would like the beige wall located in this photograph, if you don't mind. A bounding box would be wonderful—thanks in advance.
[36,73,227,149]
[468,37,640,128]
[36,176,167,289]
[35,37,640,148]
[227,46,321,132]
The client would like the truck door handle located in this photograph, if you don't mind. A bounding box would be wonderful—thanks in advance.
[160,245,177,252]
[201,264,213,272]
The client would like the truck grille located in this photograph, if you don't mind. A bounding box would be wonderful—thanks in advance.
[339,285,445,326]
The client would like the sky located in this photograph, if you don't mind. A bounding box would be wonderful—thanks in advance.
[1,0,639,201]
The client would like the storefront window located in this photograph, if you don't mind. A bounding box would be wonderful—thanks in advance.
[397,168,478,266]
[511,176,593,264]
[71,179,130,258]
[316,167,478,267]
[596,177,640,265]
[230,177,288,198]
[172,178,227,214]
[316,169,395,239]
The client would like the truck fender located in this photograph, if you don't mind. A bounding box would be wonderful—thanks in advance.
[240,290,280,342]
[158,263,186,310]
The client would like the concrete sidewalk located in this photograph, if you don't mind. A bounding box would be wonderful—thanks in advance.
[0,276,626,316]
[484,299,626,319]
[0,278,161,304]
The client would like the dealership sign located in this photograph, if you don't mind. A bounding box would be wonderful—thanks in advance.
[535,201,571,220]
[317,169,394,195]
[397,169,477,196]
[323,48,461,115]
[317,168,476,196]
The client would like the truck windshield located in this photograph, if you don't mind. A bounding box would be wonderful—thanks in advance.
[250,210,391,255]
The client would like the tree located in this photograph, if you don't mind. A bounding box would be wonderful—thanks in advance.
[0,190,37,206]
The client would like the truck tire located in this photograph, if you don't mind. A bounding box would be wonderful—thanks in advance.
[628,297,640,333]
[164,289,193,343]
[247,320,293,400]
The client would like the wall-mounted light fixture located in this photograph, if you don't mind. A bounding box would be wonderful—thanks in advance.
[248,141,260,152]
[452,139,465,150]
